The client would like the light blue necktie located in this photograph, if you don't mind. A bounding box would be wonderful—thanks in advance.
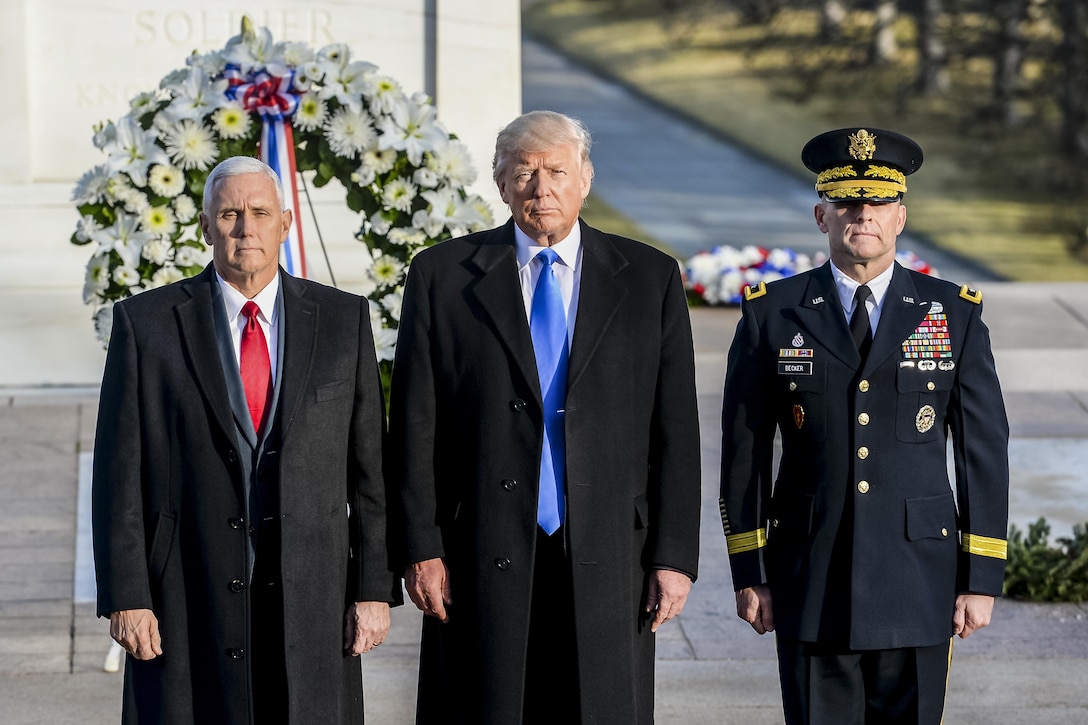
[530,248,568,535]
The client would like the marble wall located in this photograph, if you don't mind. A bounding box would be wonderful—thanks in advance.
[0,0,520,385]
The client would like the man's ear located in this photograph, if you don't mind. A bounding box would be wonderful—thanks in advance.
[813,204,829,234]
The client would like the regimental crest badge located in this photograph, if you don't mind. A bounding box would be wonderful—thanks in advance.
[793,404,805,430]
[916,404,936,433]
[849,129,877,161]
[792,333,804,347]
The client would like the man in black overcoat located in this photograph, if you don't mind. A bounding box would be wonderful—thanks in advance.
[387,110,702,724]
[92,156,399,724]
[719,127,1010,724]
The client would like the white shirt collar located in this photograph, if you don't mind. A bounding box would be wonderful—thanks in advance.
[830,260,894,313]
[215,270,280,324]
[514,221,582,272]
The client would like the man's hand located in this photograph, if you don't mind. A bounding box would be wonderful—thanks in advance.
[109,608,162,660]
[645,569,692,633]
[953,593,995,639]
[344,601,391,655]
[405,558,452,623]
[736,585,774,635]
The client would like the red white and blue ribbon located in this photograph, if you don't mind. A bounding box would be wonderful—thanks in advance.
[224,66,307,277]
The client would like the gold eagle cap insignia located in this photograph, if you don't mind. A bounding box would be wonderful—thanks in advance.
[744,281,768,301]
[958,285,983,304]
[849,129,877,161]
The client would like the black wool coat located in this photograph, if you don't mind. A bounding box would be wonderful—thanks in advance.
[388,220,702,724]
[720,262,1009,650]
[92,266,398,724]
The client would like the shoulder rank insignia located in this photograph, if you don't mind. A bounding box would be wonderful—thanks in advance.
[744,281,767,301]
[959,285,982,304]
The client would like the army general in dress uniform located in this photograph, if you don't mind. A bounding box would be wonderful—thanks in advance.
[719,128,1009,724]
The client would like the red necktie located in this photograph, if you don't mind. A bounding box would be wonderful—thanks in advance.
[240,301,272,434]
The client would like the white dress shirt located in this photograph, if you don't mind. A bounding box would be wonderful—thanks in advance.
[216,271,280,386]
[830,261,894,336]
[515,224,583,345]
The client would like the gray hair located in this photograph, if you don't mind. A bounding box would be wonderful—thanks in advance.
[202,156,286,212]
[492,110,594,184]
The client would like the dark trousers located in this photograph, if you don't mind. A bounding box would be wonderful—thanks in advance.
[251,522,288,725]
[777,636,952,725]
[522,526,581,725]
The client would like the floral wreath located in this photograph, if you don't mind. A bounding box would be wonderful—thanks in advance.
[70,18,493,375]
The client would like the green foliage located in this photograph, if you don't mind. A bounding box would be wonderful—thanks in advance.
[1003,518,1088,602]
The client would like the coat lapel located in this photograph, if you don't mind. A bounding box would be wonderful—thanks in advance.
[863,263,931,373]
[176,266,239,445]
[794,264,859,368]
[468,222,542,402]
[277,272,318,441]
[567,222,628,392]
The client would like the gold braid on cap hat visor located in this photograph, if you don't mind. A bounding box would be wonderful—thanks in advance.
[816,164,907,196]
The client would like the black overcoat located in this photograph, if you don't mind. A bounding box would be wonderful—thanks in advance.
[92,266,398,724]
[720,262,1009,649]
[388,220,702,723]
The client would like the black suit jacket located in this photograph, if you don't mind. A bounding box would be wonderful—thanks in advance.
[720,261,1009,649]
[92,266,397,724]
[388,219,701,723]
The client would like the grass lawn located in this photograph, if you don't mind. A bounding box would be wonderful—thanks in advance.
[522,1,1088,281]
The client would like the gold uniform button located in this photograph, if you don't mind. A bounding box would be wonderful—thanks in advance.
[942,527,949,537]
[857,481,870,494]
[772,519,780,528]
[927,381,936,391]
[857,446,869,459]
[858,412,870,425]
[858,380,870,393]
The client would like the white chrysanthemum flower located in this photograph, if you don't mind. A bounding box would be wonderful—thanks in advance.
[293,92,327,132]
[381,177,417,213]
[173,195,197,223]
[148,265,185,289]
[325,108,377,158]
[431,139,477,188]
[380,289,403,322]
[361,148,397,176]
[94,301,116,346]
[351,164,376,187]
[113,265,141,286]
[141,238,172,265]
[388,227,427,247]
[369,212,392,236]
[119,187,151,215]
[84,254,111,303]
[75,215,102,244]
[174,245,208,268]
[147,164,186,199]
[212,103,253,140]
[376,99,448,166]
[413,167,439,189]
[141,205,177,237]
[71,165,112,204]
[162,120,219,171]
[130,90,164,115]
[368,254,405,287]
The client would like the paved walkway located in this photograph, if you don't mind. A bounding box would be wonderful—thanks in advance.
[2,36,1088,725]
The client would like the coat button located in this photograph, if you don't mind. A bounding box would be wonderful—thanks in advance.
[942,527,949,537]
[510,399,526,412]
[501,479,517,491]
[857,446,869,460]
[858,412,870,425]
[229,579,245,593]
[857,480,870,494]
[228,517,244,529]
[225,648,245,659]
[858,380,870,393]
[494,558,510,570]
[927,381,936,391]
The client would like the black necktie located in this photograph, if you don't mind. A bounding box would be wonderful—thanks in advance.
[850,285,873,360]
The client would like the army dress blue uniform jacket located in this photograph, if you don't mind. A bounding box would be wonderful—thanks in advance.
[720,261,1009,650]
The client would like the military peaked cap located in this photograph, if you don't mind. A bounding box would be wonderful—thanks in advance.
[802,127,923,203]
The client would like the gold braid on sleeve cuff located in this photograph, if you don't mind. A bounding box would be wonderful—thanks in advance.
[726,528,767,555]
[961,533,1008,560]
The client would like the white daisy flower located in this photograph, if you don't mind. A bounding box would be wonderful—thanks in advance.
[113,265,142,286]
[71,165,112,204]
[431,139,477,188]
[141,238,172,265]
[75,215,102,244]
[325,108,377,158]
[369,212,392,236]
[173,245,206,268]
[119,187,151,215]
[84,254,111,303]
[148,164,186,199]
[293,92,327,132]
[381,177,417,213]
[368,254,405,287]
[212,103,253,140]
[148,265,185,288]
[130,90,164,115]
[364,75,403,116]
[388,227,427,247]
[162,120,219,171]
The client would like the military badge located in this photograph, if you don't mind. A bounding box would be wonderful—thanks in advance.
[792,333,804,347]
[793,404,805,429]
[918,359,937,371]
[938,360,956,371]
[916,405,936,433]
[902,304,952,359]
